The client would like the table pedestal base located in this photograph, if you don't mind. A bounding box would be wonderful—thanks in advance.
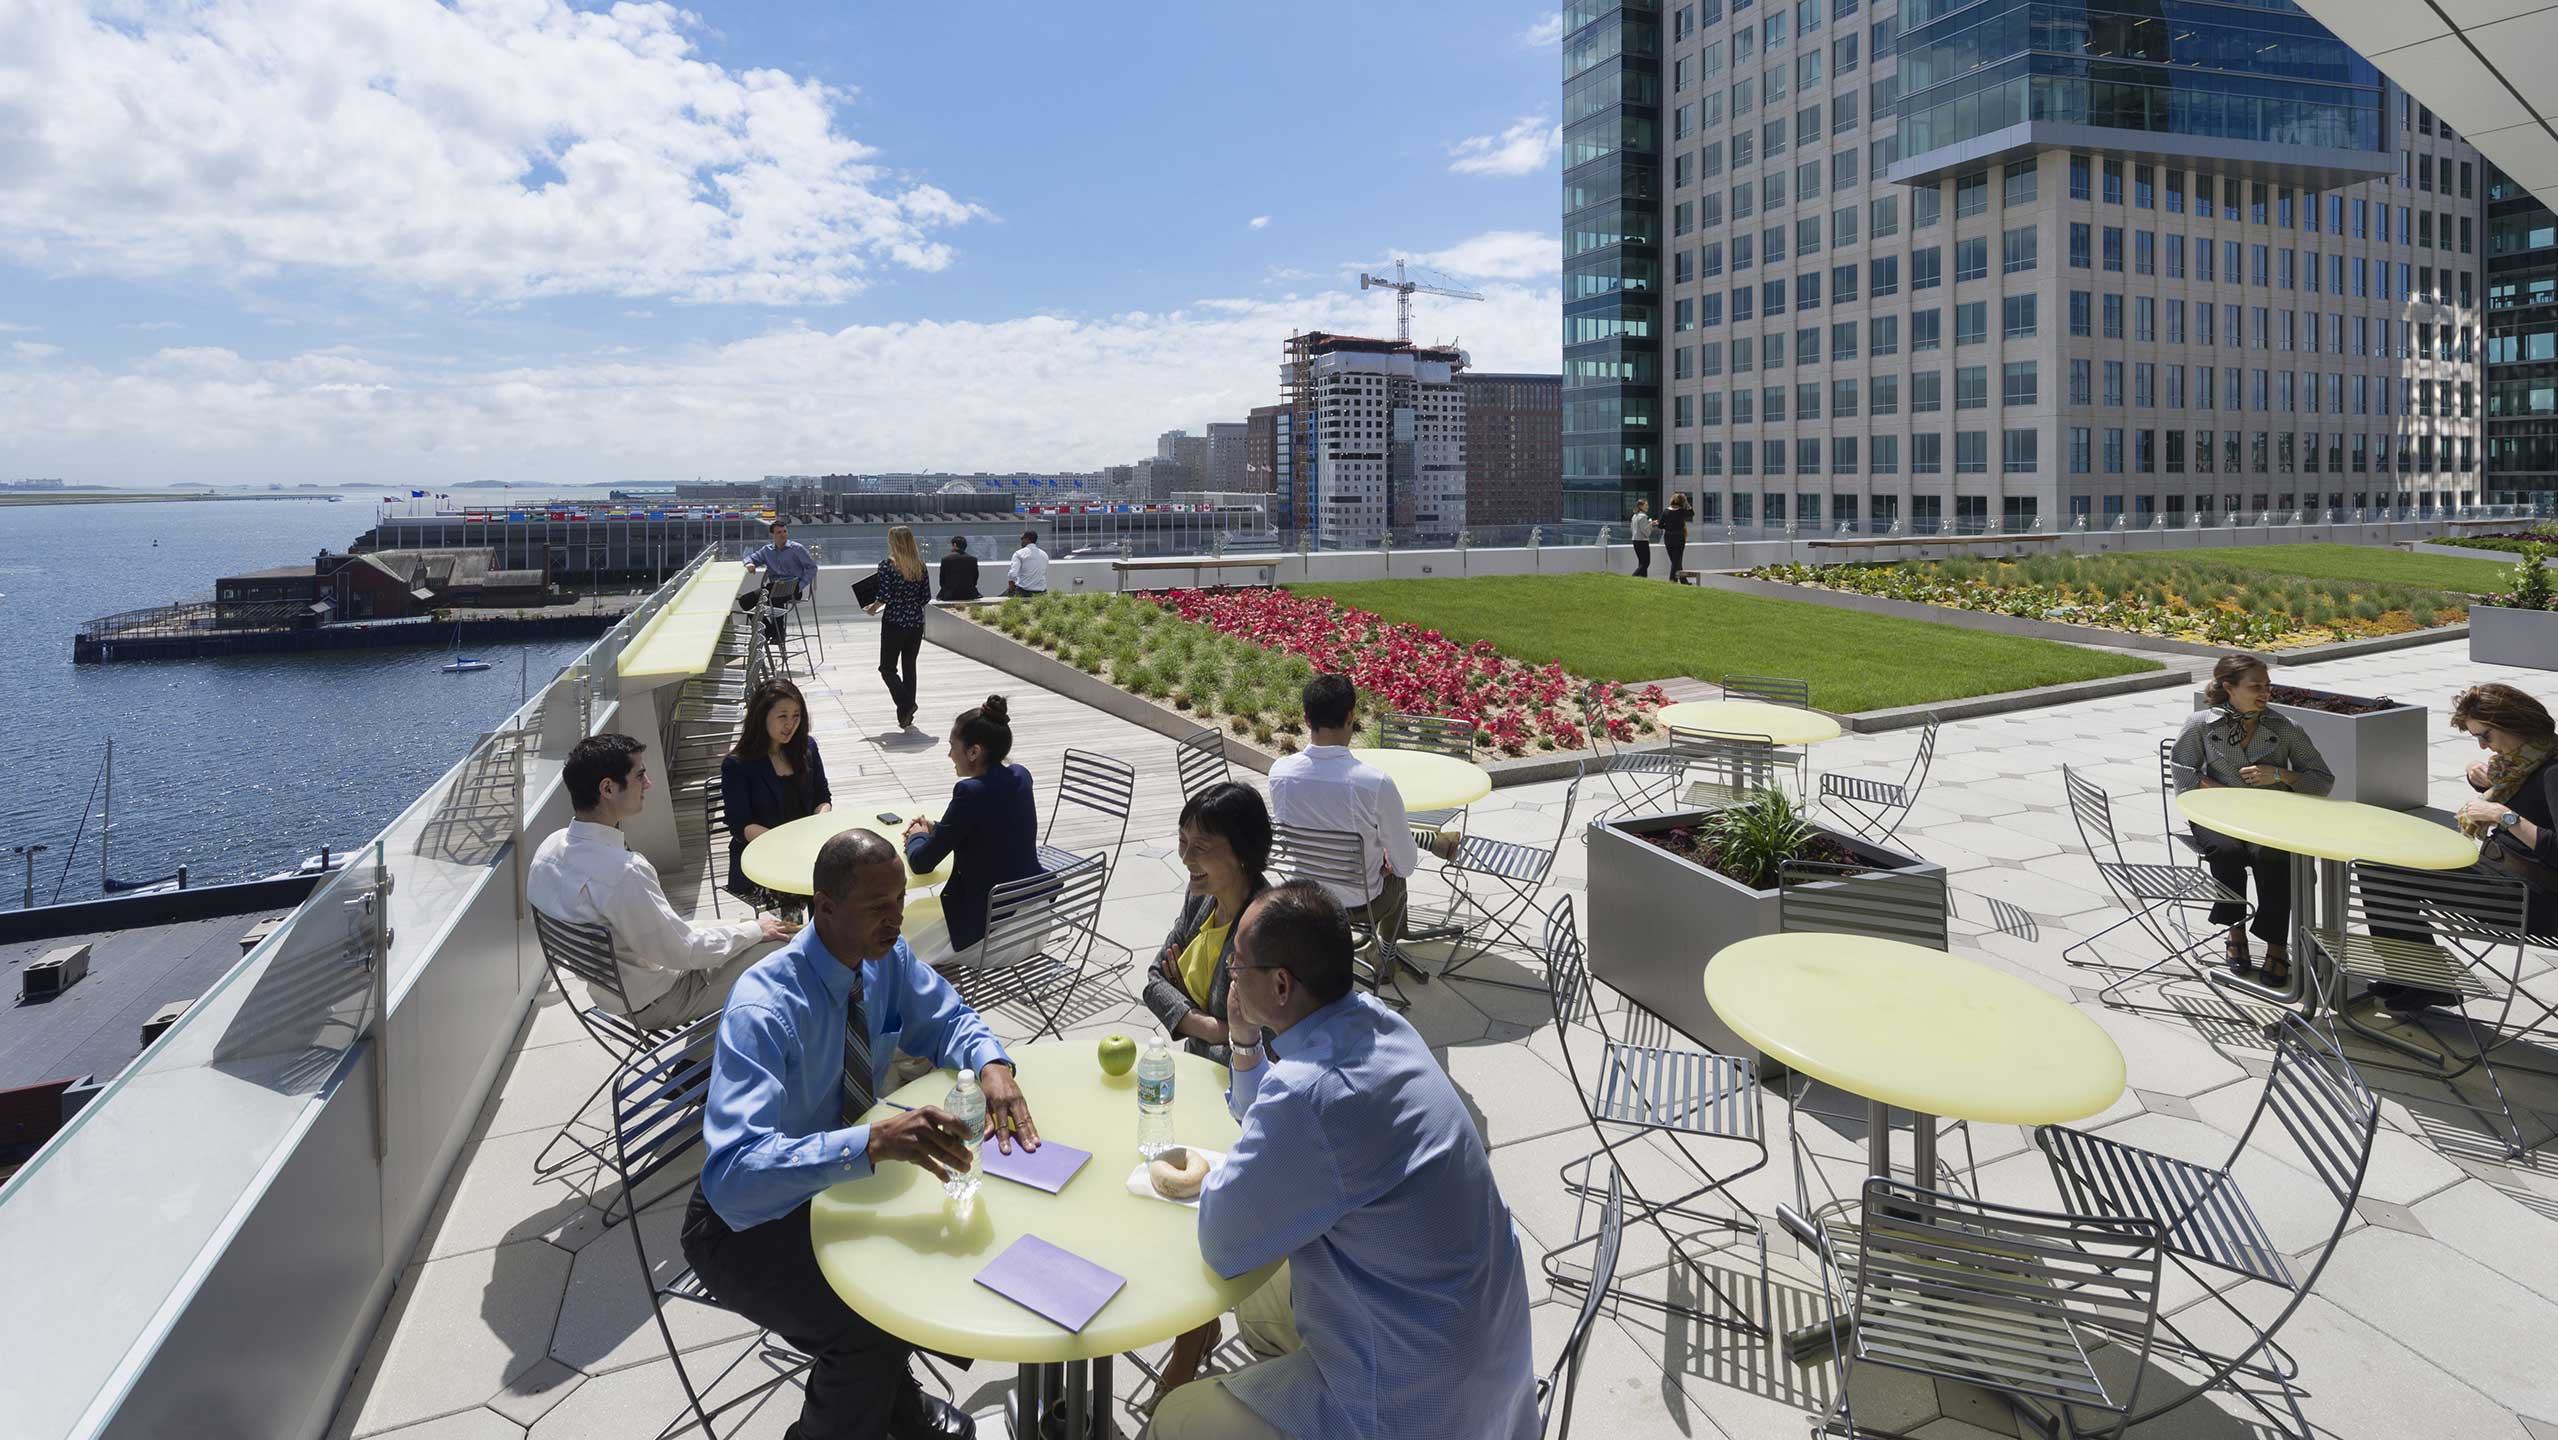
[1010,1357,1115,1440]
[2200,852,2338,1021]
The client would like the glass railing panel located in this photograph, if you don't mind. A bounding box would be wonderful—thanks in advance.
[0,843,389,1436]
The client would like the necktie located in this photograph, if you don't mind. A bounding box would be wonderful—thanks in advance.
[841,968,876,1127]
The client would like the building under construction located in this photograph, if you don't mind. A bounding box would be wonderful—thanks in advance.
[1280,331,1470,549]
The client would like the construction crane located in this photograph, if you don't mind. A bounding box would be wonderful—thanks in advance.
[1358,258,1483,342]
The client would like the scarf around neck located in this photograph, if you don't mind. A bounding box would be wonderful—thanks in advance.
[2466,739,2558,838]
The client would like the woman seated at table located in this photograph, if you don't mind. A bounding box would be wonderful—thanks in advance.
[1144,781,1272,1066]
[902,694,1042,969]
[719,679,832,907]
[2171,653,2333,987]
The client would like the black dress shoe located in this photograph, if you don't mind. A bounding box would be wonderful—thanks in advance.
[890,1382,977,1440]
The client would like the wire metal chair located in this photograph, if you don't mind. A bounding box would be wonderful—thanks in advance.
[934,852,1112,1041]
[1174,726,1232,802]
[1436,766,1585,993]
[1578,685,1683,822]
[528,908,686,1189]
[1539,895,1767,1336]
[1787,1178,2166,1440]
[1269,823,1409,1006]
[1816,718,1938,847]
[1669,727,1798,809]
[1037,749,1138,885]
[1722,673,1811,708]
[2060,763,2246,1007]
[2035,1015,2377,1438]
[2311,859,2534,1156]
[1535,1161,1624,1440]
[1377,711,1478,850]
[604,1021,814,1438]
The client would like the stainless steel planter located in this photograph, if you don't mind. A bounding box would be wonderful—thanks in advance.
[1582,810,1941,1077]
[2187,687,2429,811]
[2470,604,2558,673]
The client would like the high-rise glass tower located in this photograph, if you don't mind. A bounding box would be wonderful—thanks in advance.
[1577,0,2485,536]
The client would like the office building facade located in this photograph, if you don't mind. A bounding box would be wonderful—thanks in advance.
[2485,162,2558,508]
[1462,372,1565,528]
[1281,332,1470,547]
[1204,421,1250,493]
[1569,0,2484,535]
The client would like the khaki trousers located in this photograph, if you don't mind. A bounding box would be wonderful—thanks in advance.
[1145,1267,1299,1440]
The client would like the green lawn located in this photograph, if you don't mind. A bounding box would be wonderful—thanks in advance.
[2201,543,2519,593]
[1289,572,2159,714]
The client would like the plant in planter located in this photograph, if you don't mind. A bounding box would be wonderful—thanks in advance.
[2470,542,2558,672]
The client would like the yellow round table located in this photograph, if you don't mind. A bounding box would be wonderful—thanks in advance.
[1349,746,1493,813]
[1654,699,1842,745]
[741,812,953,896]
[2175,786,2475,1014]
[812,1043,1276,1429]
[1706,932,2125,1181]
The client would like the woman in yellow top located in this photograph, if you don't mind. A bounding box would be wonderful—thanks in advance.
[1141,781,1271,1066]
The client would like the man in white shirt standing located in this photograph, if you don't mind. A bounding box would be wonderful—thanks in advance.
[528,734,794,1029]
[1004,529,1049,597]
[1266,674,1429,983]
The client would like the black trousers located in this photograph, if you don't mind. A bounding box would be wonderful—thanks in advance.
[1664,536,1686,575]
[2197,829,2289,945]
[878,622,923,718]
[681,1186,913,1439]
[1632,539,1651,576]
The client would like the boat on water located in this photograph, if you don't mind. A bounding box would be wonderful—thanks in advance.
[260,848,350,882]
[441,622,490,673]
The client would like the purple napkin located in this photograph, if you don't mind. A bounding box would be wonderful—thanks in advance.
[982,1139,1091,1194]
[974,1235,1126,1332]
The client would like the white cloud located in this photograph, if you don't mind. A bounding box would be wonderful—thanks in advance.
[0,0,983,305]
[1410,230,1557,281]
[10,342,62,361]
[1248,215,1273,230]
[1519,13,1567,45]
[1447,116,1563,177]
[0,322,37,332]
[116,320,182,332]
[0,259,1560,482]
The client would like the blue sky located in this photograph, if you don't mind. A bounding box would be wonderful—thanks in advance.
[0,1,1567,484]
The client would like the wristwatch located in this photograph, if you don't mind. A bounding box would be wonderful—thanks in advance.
[2500,810,2522,830]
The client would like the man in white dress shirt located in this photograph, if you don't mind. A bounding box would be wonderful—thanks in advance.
[1003,530,1049,597]
[528,734,794,1029]
[1267,673,1443,983]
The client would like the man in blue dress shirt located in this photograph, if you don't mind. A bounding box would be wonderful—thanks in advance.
[682,828,1038,1440]
[746,519,821,647]
[1149,879,1540,1440]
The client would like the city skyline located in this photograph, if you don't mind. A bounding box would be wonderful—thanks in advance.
[0,2,1570,486]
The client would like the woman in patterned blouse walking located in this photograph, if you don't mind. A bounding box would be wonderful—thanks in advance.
[865,526,933,730]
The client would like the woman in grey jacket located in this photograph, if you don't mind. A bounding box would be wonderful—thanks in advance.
[1142,781,1271,1066]
[2170,653,2334,986]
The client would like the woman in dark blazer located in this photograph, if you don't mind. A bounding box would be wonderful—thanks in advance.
[720,679,832,902]
[902,694,1042,966]
[1142,782,1272,1066]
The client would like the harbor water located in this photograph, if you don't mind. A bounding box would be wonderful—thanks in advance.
[0,499,598,904]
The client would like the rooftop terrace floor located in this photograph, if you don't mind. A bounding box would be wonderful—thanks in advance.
[326,617,2558,1440]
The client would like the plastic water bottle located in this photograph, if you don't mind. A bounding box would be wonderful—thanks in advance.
[1136,1033,1177,1159]
[942,1071,985,1203]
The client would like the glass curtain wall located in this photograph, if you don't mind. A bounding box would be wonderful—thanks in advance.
[2486,163,2558,506]
[1563,0,1664,523]
[1895,0,2383,158]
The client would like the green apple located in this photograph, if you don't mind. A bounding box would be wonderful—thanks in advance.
[1096,1034,1138,1076]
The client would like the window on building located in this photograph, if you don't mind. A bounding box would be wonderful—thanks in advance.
[1955,301,1987,345]
[1911,308,1941,351]
[1912,432,1942,473]
[1913,370,1943,411]
[1870,193,1898,237]
[2069,290,2092,336]
[2004,360,2038,406]
[1870,314,1899,354]
[2070,358,2092,404]
[2004,160,2037,207]
[2070,223,2091,269]
[2102,226,2124,271]
[1913,185,1942,229]
[2003,428,2039,474]
[2003,293,2037,338]
[1956,365,1988,409]
[1956,431,1989,474]
[1871,374,1900,414]
[2070,153,2092,200]
[2103,158,2124,204]
[1955,170,1988,217]
[1912,247,1942,290]
[2003,225,2037,274]
[1955,236,1988,282]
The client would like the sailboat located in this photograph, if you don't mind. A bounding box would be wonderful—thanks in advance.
[441,621,490,673]
[78,740,186,896]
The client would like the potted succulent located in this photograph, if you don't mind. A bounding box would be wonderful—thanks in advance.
[1584,788,1941,1076]
[2187,683,2428,810]
[2469,542,2558,672]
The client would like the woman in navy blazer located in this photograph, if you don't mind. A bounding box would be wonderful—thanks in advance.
[902,694,1042,965]
[720,679,832,902]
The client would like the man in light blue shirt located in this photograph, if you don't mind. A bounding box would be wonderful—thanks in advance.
[682,828,1038,1440]
[1149,879,1540,1440]
[746,519,821,646]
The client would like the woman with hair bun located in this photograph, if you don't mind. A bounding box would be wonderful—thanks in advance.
[901,694,1042,967]
[2169,653,2333,987]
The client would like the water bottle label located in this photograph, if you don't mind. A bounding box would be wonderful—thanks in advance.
[1138,1075,1173,1107]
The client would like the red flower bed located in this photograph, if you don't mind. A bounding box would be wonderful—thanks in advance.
[1146,588,1667,756]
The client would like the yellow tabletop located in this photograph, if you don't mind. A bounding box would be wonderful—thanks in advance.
[742,813,954,895]
[2175,788,2476,869]
[811,1042,1276,1363]
[1704,933,2126,1125]
[1348,747,1493,812]
[1655,699,1843,745]
[618,561,752,680]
